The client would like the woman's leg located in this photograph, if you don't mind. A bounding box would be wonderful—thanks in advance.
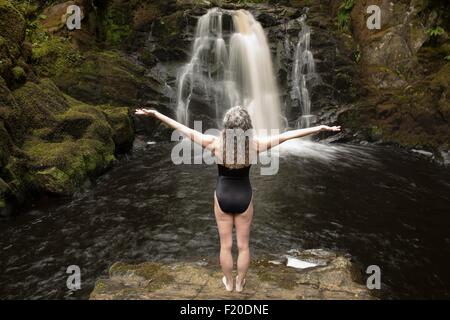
[234,198,253,285]
[214,192,234,288]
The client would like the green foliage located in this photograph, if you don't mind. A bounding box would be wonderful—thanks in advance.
[103,5,131,46]
[427,26,445,38]
[354,47,361,63]
[337,0,355,33]
[11,66,25,80]
[11,0,39,18]
[445,55,450,61]
[29,22,83,78]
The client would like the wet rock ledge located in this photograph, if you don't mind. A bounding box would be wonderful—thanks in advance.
[90,250,374,300]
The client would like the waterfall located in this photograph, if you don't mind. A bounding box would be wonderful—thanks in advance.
[175,8,282,136]
[291,15,319,129]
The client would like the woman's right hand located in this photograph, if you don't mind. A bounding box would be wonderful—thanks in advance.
[135,108,158,117]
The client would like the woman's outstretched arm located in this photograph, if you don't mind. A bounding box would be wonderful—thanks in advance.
[256,125,341,152]
[135,108,216,148]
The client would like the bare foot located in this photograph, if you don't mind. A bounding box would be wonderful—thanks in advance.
[235,275,246,293]
[222,276,233,292]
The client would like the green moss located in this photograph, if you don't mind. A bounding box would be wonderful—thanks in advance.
[0,0,25,81]
[55,105,112,141]
[23,136,115,194]
[12,79,69,136]
[58,94,134,151]
[102,4,132,46]
[11,65,25,80]
[370,125,383,140]
[33,166,73,195]
[30,29,83,78]
[3,81,131,200]
[2,155,28,195]
[100,105,134,152]
[255,265,297,290]
[110,262,175,290]
[11,0,38,18]
[54,50,146,106]
[0,0,25,49]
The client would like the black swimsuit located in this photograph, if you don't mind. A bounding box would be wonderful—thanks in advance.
[215,164,252,214]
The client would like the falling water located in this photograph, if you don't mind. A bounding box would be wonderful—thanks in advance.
[176,8,282,135]
[291,15,319,128]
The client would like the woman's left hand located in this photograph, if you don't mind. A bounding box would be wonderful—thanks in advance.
[320,125,341,132]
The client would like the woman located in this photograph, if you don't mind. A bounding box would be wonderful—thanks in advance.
[135,106,340,292]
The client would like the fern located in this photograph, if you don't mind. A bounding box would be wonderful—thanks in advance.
[337,0,355,32]
[427,26,445,38]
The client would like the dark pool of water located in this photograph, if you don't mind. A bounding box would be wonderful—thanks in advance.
[0,140,449,299]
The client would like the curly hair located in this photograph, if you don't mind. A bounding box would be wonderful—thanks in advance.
[218,106,256,168]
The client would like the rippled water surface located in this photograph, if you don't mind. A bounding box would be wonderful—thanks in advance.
[1,141,449,299]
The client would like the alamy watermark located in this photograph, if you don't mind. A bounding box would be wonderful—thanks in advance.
[65,5,81,30]
[366,265,381,290]
[66,265,81,291]
[366,5,381,30]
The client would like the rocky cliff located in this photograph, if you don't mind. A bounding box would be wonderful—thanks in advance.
[336,0,449,158]
[0,0,135,216]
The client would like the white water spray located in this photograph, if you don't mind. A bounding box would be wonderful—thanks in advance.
[291,15,319,129]
[176,8,282,136]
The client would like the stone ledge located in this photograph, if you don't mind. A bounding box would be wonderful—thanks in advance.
[90,250,375,300]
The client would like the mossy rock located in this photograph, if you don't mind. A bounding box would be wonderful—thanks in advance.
[90,254,375,300]
[11,78,69,140]
[430,62,450,91]
[17,91,134,196]
[100,105,134,152]
[109,261,176,291]
[61,94,134,151]
[51,102,113,143]
[32,166,73,195]
[1,155,29,201]
[151,10,190,60]
[0,120,13,166]
[0,0,26,84]
[101,0,133,46]
[132,2,161,31]
[54,50,148,106]
[24,136,115,195]
[30,28,84,79]
[0,0,26,59]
